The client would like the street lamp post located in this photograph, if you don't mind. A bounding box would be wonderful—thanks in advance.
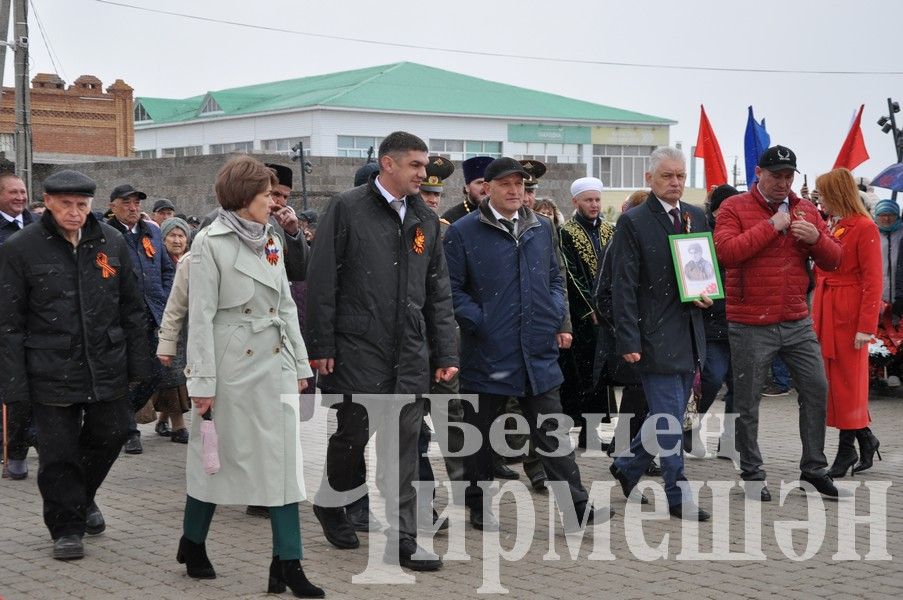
[291,140,313,211]
[877,97,903,201]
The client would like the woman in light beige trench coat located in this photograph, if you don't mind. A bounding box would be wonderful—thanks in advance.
[175,156,324,598]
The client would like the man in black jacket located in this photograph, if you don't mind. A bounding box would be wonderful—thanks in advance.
[608,147,712,521]
[306,131,458,572]
[0,170,150,560]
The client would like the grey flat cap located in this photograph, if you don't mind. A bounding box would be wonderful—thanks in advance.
[152,198,176,213]
[43,170,97,197]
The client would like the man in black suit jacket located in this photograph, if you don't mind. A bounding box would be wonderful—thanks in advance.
[607,147,712,521]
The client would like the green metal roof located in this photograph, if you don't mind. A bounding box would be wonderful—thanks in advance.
[135,62,673,125]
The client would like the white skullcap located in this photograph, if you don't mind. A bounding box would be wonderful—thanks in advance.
[571,177,604,198]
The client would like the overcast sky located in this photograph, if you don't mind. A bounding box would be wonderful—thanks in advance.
[7,0,902,191]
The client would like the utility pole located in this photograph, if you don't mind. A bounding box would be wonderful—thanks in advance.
[13,0,31,196]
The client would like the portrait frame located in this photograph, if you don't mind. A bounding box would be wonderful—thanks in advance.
[669,232,724,302]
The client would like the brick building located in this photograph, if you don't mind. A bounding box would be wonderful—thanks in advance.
[0,73,134,161]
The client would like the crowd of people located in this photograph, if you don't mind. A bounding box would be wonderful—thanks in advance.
[0,131,890,596]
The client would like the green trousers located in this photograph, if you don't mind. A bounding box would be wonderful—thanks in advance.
[183,495,302,560]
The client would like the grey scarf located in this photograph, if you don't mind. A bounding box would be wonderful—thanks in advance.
[217,208,268,255]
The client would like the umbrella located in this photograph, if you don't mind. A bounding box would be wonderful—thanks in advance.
[872,163,903,192]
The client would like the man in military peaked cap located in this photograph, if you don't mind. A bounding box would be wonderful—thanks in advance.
[420,155,455,213]
[520,159,547,209]
[0,169,150,560]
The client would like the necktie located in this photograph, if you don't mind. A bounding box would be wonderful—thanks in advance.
[669,208,682,233]
[499,218,515,235]
[389,199,404,215]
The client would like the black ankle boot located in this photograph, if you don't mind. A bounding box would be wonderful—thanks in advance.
[853,428,882,473]
[827,430,858,478]
[267,556,325,598]
[176,536,216,579]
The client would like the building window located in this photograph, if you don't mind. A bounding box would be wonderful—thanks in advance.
[337,135,382,158]
[134,103,151,122]
[261,136,310,155]
[208,141,253,155]
[161,145,202,158]
[134,149,156,159]
[200,95,223,115]
[430,139,502,160]
[592,145,656,188]
[516,142,581,164]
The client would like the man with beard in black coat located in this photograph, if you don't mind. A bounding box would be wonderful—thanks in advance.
[0,170,150,560]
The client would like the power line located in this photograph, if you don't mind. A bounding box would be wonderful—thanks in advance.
[93,0,903,77]
[30,0,66,80]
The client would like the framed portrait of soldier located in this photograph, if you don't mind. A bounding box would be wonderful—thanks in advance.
[669,232,724,302]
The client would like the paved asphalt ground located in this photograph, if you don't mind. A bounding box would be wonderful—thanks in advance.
[2,390,901,599]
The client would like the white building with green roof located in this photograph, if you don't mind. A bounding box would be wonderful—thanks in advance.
[134,62,674,189]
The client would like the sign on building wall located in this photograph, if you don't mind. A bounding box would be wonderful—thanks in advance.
[592,126,668,146]
[508,124,590,145]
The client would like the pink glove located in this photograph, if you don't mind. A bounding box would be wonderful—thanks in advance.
[200,419,220,475]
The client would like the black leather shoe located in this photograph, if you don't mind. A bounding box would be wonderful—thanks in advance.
[800,474,847,498]
[494,463,520,479]
[155,421,171,437]
[469,509,500,532]
[346,504,385,533]
[312,504,359,549]
[390,537,442,571]
[529,470,547,492]
[744,481,772,502]
[52,534,84,560]
[645,460,662,477]
[246,505,270,518]
[267,555,325,598]
[610,463,648,504]
[176,536,216,579]
[123,434,143,455]
[170,428,189,444]
[85,502,106,535]
[7,458,27,480]
[668,504,711,521]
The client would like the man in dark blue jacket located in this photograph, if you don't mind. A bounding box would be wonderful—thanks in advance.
[444,157,607,532]
[107,183,174,454]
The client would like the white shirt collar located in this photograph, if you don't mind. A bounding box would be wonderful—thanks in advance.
[488,202,517,223]
[658,198,681,215]
[374,175,406,220]
[0,210,23,227]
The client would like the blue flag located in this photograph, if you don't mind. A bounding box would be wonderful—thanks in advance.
[744,106,770,189]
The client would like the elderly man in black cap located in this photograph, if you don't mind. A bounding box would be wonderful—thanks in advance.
[444,157,609,531]
[0,170,150,560]
[150,198,176,227]
[107,183,174,454]
[441,156,493,223]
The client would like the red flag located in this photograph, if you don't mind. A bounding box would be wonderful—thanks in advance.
[694,105,727,189]
[833,104,869,171]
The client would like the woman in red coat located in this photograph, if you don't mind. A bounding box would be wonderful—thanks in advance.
[812,168,883,477]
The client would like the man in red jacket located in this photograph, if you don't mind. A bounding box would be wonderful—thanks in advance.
[714,145,842,501]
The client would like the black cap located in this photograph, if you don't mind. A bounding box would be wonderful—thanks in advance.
[462,156,494,184]
[265,163,293,189]
[109,183,147,201]
[152,198,175,213]
[757,145,799,173]
[298,209,318,224]
[43,170,96,197]
[354,162,379,187]
[421,155,455,193]
[520,159,547,189]
[483,157,530,182]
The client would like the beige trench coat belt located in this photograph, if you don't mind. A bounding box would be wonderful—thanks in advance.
[212,314,292,350]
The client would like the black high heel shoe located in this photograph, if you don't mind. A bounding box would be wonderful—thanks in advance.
[176,536,216,579]
[827,430,858,478]
[853,428,882,474]
[267,556,325,598]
